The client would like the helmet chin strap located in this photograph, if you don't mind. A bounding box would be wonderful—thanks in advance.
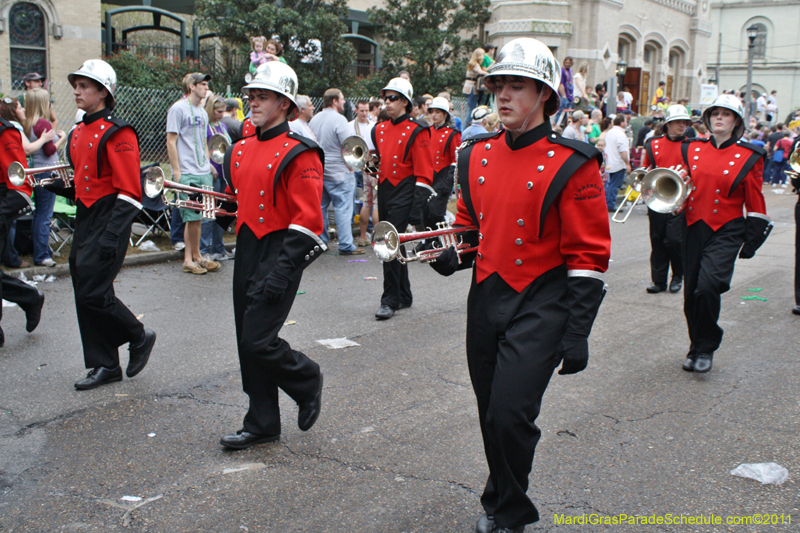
[85,92,106,115]
[252,95,284,128]
[510,89,546,134]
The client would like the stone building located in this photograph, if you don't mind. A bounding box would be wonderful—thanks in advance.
[708,0,800,120]
[485,0,713,113]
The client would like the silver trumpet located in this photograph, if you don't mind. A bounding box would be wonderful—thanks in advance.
[208,133,229,165]
[372,220,478,264]
[342,135,379,175]
[640,165,692,215]
[8,161,73,188]
[144,166,237,220]
[611,167,647,223]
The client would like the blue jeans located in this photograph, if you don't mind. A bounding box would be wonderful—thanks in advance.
[32,180,56,264]
[2,220,21,267]
[200,178,228,256]
[770,160,788,185]
[466,89,478,126]
[320,176,356,253]
[170,206,184,245]
[606,169,627,209]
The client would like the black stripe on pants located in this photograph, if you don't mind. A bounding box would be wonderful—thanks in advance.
[0,232,40,331]
[466,266,569,529]
[648,209,685,284]
[69,195,143,369]
[682,218,745,355]
[422,166,455,229]
[233,225,321,436]
[795,198,800,306]
[377,176,415,309]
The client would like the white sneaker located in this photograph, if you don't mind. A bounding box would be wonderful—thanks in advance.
[37,258,56,267]
[173,242,185,251]
[781,183,788,188]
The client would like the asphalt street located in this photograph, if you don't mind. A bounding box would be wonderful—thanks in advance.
[0,189,797,532]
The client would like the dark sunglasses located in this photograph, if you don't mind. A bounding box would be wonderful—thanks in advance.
[385,94,403,103]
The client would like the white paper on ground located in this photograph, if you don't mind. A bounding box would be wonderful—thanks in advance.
[316,338,360,349]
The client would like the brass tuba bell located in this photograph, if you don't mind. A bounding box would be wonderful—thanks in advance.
[639,166,692,214]
[341,135,379,175]
[208,133,230,165]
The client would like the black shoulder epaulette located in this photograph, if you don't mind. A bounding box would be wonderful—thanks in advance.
[461,129,503,148]
[407,118,427,130]
[548,133,602,166]
[683,137,709,144]
[105,115,140,145]
[736,140,767,158]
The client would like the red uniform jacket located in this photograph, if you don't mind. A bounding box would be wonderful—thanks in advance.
[430,125,461,173]
[681,138,768,231]
[0,119,33,198]
[241,117,255,139]
[454,124,611,293]
[370,115,433,187]
[642,134,684,169]
[66,110,142,208]
[225,122,324,241]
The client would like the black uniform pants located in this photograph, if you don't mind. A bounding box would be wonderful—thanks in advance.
[232,226,321,436]
[421,166,455,229]
[648,209,684,285]
[70,195,143,369]
[377,176,415,309]
[0,228,40,333]
[795,198,800,306]
[682,218,745,355]
[466,266,569,528]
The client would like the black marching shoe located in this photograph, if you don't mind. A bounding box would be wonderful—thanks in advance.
[25,290,45,332]
[74,366,123,390]
[375,305,394,320]
[693,353,714,373]
[476,513,495,533]
[646,283,667,294]
[298,374,323,431]
[0,327,4,348]
[127,328,156,378]
[682,356,696,372]
[220,429,280,450]
[792,306,800,316]
[669,277,683,293]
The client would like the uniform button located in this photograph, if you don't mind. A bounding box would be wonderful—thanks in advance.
[380,139,383,143]
[714,199,719,204]
[305,255,310,261]
[478,253,483,259]
[258,217,264,223]
[237,151,242,156]
[515,238,523,245]
[314,246,320,252]
[729,162,734,166]
[735,153,741,158]
[694,156,699,160]
[310,250,315,256]
[84,165,88,170]
[402,133,406,136]
[407,126,410,130]
[235,163,239,168]
[241,140,246,145]
[692,166,697,170]
[515,259,522,265]
[688,206,693,211]
[716,189,720,194]
[713,209,718,214]
[259,204,264,210]
[235,189,238,194]
[690,197,694,201]
[88,143,92,148]
[268,164,272,170]
[100,125,105,130]
[394,155,398,159]
[551,134,556,138]
[275,153,280,157]
[537,165,544,172]
[481,159,487,166]
[692,186,696,191]
[479,213,483,219]
[85,187,89,191]
[517,219,524,226]
[478,177,484,184]
[284,142,289,147]
[260,190,265,196]
[695,147,700,152]
[655,152,659,155]
[84,176,89,181]
[485,143,491,150]
[393,164,397,167]
[94,134,98,138]
[547,151,554,157]
[393,171,397,175]
[479,233,483,240]
[723,170,729,175]
[527,182,533,189]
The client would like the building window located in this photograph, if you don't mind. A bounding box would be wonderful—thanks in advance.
[9,2,48,89]
[752,23,767,60]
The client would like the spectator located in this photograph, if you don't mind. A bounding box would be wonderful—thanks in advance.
[309,88,364,255]
[694,122,710,139]
[462,106,490,141]
[24,88,67,267]
[574,64,588,101]
[597,116,613,142]
[478,47,495,106]
[563,110,587,141]
[748,131,766,148]
[450,102,462,132]
[770,130,793,187]
[348,99,377,247]
[166,72,220,274]
[266,39,288,64]
[558,56,574,113]
[587,109,602,145]
[767,90,778,124]
[221,98,243,142]
[651,80,668,108]
[766,123,785,182]
[397,70,411,82]
[200,95,232,262]
[485,112,500,132]
[636,119,653,148]
[289,95,317,141]
[18,72,58,131]
[463,48,489,125]
[756,93,767,120]
[604,114,631,211]
[368,99,382,122]
[411,96,430,127]
[595,83,607,115]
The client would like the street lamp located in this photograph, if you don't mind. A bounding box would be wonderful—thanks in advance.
[608,60,628,116]
[745,24,759,126]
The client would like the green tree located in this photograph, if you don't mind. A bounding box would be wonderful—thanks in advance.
[368,0,490,96]
[196,0,356,96]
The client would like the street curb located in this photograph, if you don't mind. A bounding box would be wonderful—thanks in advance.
[7,243,235,280]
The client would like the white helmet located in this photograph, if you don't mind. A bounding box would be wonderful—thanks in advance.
[428,96,450,116]
[381,77,414,111]
[664,104,691,124]
[702,94,745,140]
[242,62,298,114]
[483,38,562,116]
[68,59,117,108]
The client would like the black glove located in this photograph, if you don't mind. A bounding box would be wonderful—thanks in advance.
[264,270,292,302]
[429,246,459,277]
[98,230,119,260]
[44,180,75,201]
[408,185,431,226]
[557,331,589,375]
[188,192,203,214]
[739,216,772,259]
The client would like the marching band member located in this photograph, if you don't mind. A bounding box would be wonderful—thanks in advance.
[679,95,771,373]
[370,77,434,320]
[62,60,156,390]
[0,102,44,347]
[429,39,610,533]
[641,104,688,294]
[790,137,800,316]
[217,62,325,449]
[423,96,461,229]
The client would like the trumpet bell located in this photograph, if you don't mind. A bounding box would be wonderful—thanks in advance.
[640,167,690,214]
[144,166,166,198]
[789,147,800,174]
[8,161,25,187]
[208,134,229,165]
[371,221,400,262]
[342,135,369,172]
